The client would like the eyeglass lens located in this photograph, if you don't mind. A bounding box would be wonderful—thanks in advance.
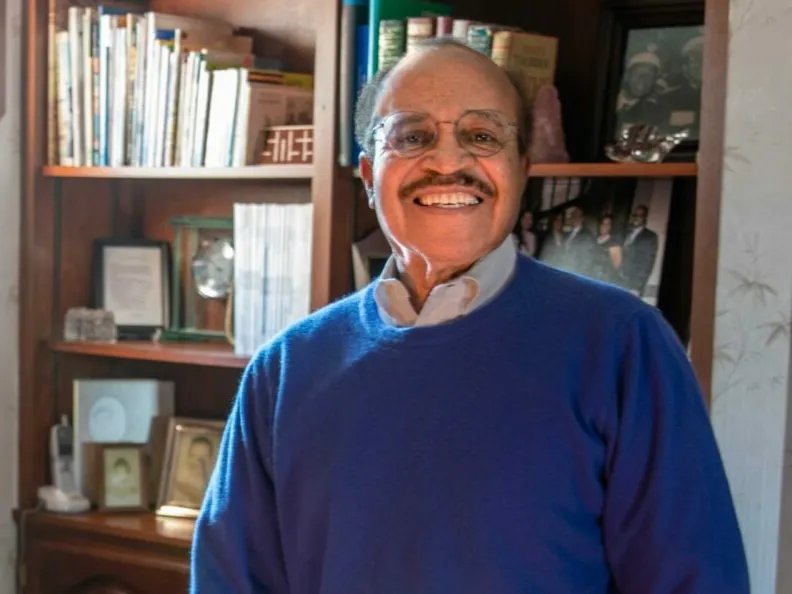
[381,111,515,157]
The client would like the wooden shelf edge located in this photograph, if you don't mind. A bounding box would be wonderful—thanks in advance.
[529,162,698,178]
[49,339,250,369]
[42,164,315,180]
[19,508,194,549]
[350,162,697,179]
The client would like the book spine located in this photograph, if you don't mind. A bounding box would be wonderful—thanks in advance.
[377,20,405,73]
[466,24,494,56]
[435,16,453,37]
[406,17,434,54]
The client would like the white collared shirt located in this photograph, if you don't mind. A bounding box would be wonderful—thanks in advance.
[373,236,517,327]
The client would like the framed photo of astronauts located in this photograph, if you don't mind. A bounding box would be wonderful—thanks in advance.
[596,5,705,161]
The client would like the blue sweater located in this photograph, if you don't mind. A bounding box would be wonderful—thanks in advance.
[192,256,749,594]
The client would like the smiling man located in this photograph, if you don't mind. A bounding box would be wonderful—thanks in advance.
[190,39,749,594]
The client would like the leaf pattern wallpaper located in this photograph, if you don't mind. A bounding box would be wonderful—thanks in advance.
[713,0,792,592]
[0,0,19,590]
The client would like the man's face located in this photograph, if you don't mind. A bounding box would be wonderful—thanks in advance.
[521,211,533,231]
[683,48,703,86]
[631,206,648,228]
[626,65,657,98]
[359,47,530,269]
[187,441,212,478]
[569,207,584,227]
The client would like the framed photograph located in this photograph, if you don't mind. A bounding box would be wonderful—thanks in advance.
[351,227,391,290]
[156,417,225,519]
[92,238,171,339]
[520,177,673,308]
[595,5,704,160]
[95,443,148,512]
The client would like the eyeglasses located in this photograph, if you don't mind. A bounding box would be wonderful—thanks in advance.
[369,109,521,158]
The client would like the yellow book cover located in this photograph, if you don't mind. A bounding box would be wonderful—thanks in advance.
[491,30,559,104]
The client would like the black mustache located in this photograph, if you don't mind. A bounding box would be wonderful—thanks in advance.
[399,174,495,199]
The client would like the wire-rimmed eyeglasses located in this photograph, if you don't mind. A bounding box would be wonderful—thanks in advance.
[368,109,522,158]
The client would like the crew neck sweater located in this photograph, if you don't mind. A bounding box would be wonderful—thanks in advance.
[192,256,749,594]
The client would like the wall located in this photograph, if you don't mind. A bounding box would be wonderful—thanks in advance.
[0,0,19,589]
[711,0,792,592]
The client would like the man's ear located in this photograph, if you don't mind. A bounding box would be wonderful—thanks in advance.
[522,155,532,178]
[358,152,375,208]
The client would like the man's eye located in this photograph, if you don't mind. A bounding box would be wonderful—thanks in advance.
[395,130,432,146]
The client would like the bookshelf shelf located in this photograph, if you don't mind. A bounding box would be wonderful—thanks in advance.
[17,509,194,550]
[528,162,698,178]
[351,162,698,179]
[49,339,249,369]
[42,164,315,180]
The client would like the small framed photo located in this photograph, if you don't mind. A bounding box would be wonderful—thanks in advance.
[96,443,148,511]
[596,5,704,160]
[156,417,225,519]
[92,238,171,339]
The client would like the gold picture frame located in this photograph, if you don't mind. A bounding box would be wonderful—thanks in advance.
[96,443,148,512]
[155,417,225,519]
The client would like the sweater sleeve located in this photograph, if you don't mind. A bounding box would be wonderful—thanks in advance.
[602,308,749,593]
[190,355,287,594]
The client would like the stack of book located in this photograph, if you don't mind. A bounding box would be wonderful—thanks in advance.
[232,202,314,356]
[50,5,314,168]
[337,0,560,168]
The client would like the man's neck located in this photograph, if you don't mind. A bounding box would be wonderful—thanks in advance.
[395,258,475,312]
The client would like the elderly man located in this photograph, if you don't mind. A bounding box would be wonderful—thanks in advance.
[191,38,749,593]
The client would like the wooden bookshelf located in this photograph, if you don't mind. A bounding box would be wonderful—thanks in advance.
[42,164,315,180]
[49,339,249,368]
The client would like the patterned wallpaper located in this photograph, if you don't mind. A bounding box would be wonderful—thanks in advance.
[0,0,20,590]
[712,0,792,592]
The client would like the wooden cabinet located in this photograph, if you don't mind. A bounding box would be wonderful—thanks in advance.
[19,512,192,594]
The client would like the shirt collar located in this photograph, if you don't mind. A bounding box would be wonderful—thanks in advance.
[373,235,517,327]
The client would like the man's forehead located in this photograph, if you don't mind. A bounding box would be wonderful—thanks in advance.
[375,48,519,117]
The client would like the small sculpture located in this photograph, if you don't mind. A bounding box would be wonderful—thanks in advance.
[64,307,117,342]
[605,124,689,163]
[529,85,569,164]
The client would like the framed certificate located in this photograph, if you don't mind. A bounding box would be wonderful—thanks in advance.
[92,239,171,339]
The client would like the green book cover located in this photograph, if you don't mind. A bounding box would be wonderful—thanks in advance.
[367,0,453,78]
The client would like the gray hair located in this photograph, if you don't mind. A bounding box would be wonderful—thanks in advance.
[353,37,532,157]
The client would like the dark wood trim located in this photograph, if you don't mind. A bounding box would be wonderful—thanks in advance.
[310,0,355,307]
[19,0,51,510]
[690,0,729,407]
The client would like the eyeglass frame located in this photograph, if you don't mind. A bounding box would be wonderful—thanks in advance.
[365,109,527,158]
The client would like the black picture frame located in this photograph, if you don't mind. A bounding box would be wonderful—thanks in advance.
[593,3,705,162]
[92,238,172,340]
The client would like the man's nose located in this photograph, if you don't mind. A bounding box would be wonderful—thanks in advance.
[420,126,473,174]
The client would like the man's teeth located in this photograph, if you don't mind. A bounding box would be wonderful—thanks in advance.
[416,193,482,207]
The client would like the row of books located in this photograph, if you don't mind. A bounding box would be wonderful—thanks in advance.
[338,0,560,168]
[233,202,313,357]
[50,5,314,168]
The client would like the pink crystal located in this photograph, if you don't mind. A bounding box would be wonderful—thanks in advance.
[529,85,569,163]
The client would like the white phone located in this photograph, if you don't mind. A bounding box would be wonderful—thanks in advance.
[50,414,77,494]
[38,415,89,513]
